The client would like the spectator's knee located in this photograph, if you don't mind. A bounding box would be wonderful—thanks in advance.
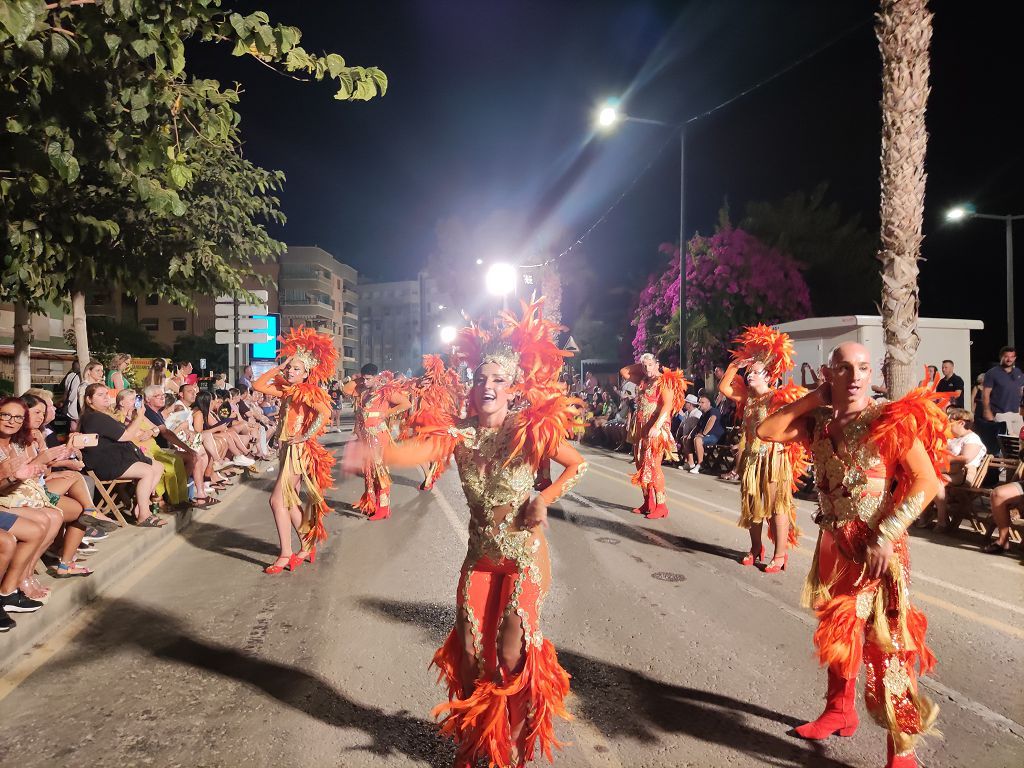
[0,530,15,556]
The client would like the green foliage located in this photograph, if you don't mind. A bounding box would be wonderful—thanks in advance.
[738,183,880,316]
[0,0,386,315]
[87,316,169,358]
[172,329,227,373]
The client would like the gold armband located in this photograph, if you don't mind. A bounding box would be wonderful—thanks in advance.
[875,491,925,543]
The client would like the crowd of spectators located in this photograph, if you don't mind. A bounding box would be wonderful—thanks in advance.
[1,358,284,633]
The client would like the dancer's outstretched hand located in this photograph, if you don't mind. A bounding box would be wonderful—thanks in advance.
[519,495,549,531]
[340,439,366,475]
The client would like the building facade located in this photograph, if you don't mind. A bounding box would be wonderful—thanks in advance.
[278,246,359,379]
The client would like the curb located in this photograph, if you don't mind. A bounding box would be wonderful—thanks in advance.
[0,471,256,676]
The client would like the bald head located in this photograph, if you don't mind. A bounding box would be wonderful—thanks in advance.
[829,342,871,367]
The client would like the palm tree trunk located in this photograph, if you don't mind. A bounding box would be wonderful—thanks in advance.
[876,0,933,398]
[12,304,33,395]
[71,290,90,370]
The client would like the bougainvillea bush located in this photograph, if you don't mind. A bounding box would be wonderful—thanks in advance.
[631,226,811,375]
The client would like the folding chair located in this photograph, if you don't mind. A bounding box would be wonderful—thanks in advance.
[87,470,133,527]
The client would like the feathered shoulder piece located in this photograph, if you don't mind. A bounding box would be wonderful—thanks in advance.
[771,379,810,491]
[658,368,690,413]
[730,324,795,382]
[769,380,807,411]
[506,387,585,470]
[869,370,953,480]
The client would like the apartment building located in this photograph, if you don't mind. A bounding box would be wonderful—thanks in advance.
[278,246,359,379]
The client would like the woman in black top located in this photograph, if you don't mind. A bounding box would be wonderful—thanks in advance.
[79,384,166,527]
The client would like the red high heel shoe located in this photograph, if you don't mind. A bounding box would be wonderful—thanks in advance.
[296,546,317,565]
[764,553,788,573]
[285,553,305,571]
[886,737,917,767]
[367,505,391,521]
[264,556,291,575]
[741,546,765,566]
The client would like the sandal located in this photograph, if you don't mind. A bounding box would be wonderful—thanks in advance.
[137,516,167,528]
[191,496,220,508]
[982,541,1010,554]
[50,560,94,578]
[79,510,119,531]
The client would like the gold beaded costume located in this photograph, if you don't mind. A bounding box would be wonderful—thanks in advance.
[382,299,586,767]
[795,386,951,760]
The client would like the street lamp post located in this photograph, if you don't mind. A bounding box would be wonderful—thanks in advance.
[946,205,1022,345]
[485,262,517,312]
[597,104,687,372]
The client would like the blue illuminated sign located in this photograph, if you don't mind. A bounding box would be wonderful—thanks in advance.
[250,314,279,359]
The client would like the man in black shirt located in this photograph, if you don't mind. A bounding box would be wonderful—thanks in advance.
[935,359,965,409]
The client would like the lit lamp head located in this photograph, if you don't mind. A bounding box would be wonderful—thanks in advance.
[485,262,517,297]
[439,325,457,345]
[945,204,975,222]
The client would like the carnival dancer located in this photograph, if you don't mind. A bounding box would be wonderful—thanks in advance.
[345,299,585,768]
[619,353,688,519]
[402,354,462,491]
[342,364,411,521]
[252,328,338,574]
[718,325,807,573]
[758,343,949,768]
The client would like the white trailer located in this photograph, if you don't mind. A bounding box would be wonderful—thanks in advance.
[774,315,985,389]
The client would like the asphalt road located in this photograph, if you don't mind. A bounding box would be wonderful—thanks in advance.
[0,434,1021,768]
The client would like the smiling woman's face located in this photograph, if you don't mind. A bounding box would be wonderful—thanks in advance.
[471,362,514,416]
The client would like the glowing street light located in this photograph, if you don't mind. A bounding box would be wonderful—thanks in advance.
[597,105,619,129]
[439,325,457,345]
[485,262,517,295]
[945,202,1021,345]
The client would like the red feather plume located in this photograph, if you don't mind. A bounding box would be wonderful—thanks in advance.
[730,324,796,382]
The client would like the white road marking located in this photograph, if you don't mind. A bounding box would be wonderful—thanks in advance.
[583,455,1024,619]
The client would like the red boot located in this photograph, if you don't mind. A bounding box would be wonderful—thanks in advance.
[645,490,669,519]
[794,667,859,739]
[886,737,917,768]
[367,504,390,521]
[631,487,650,515]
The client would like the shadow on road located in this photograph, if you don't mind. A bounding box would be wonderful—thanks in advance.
[550,503,747,562]
[178,519,280,568]
[363,596,856,768]
[73,599,457,768]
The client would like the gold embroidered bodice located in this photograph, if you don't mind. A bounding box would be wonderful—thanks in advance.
[739,391,779,459]
[811,401,894,529]
[451,415,544,567]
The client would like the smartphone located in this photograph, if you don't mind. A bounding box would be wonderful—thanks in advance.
[135,395,143,409]
[69,433,99,449]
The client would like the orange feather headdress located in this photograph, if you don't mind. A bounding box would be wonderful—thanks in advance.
[279,326,339,386]
[729,324,796,382]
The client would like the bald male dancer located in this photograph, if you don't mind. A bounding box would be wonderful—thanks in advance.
[759,343,948,768]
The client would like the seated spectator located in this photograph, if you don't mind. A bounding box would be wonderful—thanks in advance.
[114,389,192,510]
[192,390,255,469]
[71,360,105,431]
[106,352,131,394]
[0,503,47,627]
[929,408,987,532]
[144,357,168,388]
[79,383,167,527]
[681,394,725,474]
[984,481,1023,554]
[238,388,273,461]
[674,394,703,445]
[0,397,85,593]
[143,385,214,507]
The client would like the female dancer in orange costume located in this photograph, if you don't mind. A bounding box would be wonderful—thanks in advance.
[403,354,463,491]
[348,300,585,767]
[759,343,949,768]
[619,353,687,519]
[718,325,807,573]
[342,365,411,520]
[253,328,338,574]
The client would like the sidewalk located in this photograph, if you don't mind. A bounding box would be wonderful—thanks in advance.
[0,471,259,676]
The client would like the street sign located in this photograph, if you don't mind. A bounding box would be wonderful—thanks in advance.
[237,332,270,344]
[199,358,207,369]
[215,295,233,303]
[250,290,269,302]
[237,303,268,316]
[237,317,268,331]
[214,331,234,344]
[563,335,580,353]
[214,303,235,316]
[214,317,235,331]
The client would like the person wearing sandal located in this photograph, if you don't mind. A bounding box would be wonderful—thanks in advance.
[1,504,47,622]
[931,408,987,534]
[718,326,806,574]
[254,328,338,574]
[79,384,167,528]
[984,481,1023,554]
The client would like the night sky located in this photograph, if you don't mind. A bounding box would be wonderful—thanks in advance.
[190,0,1022,372]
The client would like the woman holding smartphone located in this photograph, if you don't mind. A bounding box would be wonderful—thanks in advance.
[79,384,166,527]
